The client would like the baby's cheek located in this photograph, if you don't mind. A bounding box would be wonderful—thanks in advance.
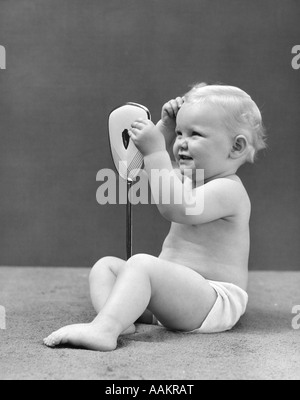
[173,141,180,156]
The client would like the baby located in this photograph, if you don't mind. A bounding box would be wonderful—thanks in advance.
[44,83,266,351]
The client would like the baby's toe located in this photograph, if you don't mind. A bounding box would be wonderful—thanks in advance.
[43,331,63,347]
[43,335,56,347]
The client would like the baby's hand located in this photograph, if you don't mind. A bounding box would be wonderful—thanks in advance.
[161,97,185,126]
[156,97,185,150]
[129,118,166,157]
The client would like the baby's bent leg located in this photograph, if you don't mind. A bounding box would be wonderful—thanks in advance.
[90,254,217,341]
[89,256,135,335]
[90,256,154,327]
[89,256,126,313]
[99,254,217,333]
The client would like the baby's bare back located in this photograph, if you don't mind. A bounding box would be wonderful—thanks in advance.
[159,191,250,291]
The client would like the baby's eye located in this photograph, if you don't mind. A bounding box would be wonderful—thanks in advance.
[176,131,182,137]
[192,132,206,138]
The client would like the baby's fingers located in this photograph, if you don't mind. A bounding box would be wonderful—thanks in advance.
[131,120,143,131]
[162,101,175,119]
[162,97,184,119]
[135,118,148,125]
[128,128,138,145]
[176,96,185,109]
[172,97,185,114]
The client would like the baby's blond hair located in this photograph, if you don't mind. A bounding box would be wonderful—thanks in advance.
[184,83,267,163]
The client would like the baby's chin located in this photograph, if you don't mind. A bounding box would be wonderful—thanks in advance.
[177,161,206,179]
[178,162,196,175]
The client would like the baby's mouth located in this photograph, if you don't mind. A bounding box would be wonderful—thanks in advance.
[179,154,193,161]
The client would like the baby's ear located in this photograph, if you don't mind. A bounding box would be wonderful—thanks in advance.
[230,135,249,159]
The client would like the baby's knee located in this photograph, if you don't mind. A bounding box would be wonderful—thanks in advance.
[126,254,156,271]
[90,256,127,282]
[89,256,115,279]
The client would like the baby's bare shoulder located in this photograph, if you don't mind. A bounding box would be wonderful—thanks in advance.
[213,175,251,217]
[209,175,248,195]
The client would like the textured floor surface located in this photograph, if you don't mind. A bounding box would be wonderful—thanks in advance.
[0,267,299,380]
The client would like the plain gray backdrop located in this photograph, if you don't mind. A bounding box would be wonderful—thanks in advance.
[0,0,299,269]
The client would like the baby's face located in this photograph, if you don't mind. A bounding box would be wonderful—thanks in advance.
[174,102,232,180]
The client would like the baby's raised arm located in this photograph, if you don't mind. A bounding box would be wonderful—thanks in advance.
[156,97,184,154]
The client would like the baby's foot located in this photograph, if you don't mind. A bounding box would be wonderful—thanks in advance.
[43,322,118,352]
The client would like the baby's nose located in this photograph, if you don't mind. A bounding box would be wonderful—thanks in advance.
[180,139,188,149]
